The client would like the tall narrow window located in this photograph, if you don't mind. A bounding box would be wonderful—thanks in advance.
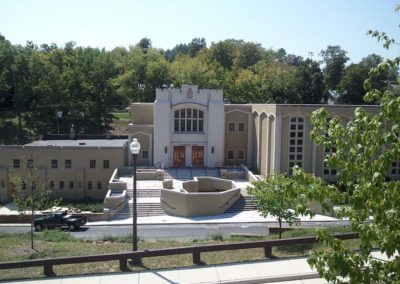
[49,181,54,189]
[238,122,245,132]
[103,160,110,169]
[27,159,33,168]
[59,181,64,189]
[97,182,102,190]
[142,150,149,160]
[288,117,304,175]
[90,160,96,169]
[51,159,58,169]
[238,150,245,160]
[88,181,92,190]
[65,159,71,169]
[69,181,74,189]
[13,159,20,169]
[228,122,235,132]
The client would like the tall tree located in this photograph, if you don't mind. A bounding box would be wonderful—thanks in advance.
[336,54,395,104]
[136,38,152,49]
[0,34,14,108]
[320,45,349,93]
[188,38,206,57]
[297,59,325,104]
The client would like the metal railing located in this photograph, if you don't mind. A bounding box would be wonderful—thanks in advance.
[0,233,357,277]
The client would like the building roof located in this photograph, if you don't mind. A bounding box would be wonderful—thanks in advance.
[24,139,127,148]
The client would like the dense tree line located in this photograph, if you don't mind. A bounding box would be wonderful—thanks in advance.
[0,34,397,136]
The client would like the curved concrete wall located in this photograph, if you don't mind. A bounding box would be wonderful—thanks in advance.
[160,177,241,217]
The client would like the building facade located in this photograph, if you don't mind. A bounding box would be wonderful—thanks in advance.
[129,85,394,182]
[1,84,398,204]
[0,140,127,203]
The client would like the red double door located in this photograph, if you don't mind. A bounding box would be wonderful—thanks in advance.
[173,146,204,167]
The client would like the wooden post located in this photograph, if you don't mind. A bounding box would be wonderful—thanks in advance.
[264,245,272,258]
[193,251,201,265]
[44,262,55,277]
[119,258,128,271]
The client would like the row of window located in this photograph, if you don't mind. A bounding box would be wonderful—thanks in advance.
[48,181,103,190]
[13,159,110,169]
[174,108,204,132]
[228,122,245,132]
[227,150,245,161]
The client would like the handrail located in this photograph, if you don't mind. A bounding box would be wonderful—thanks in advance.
[0,233,358,277]
[160,198,177,209]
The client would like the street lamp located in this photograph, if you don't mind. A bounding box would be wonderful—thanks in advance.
[129,138,141,263]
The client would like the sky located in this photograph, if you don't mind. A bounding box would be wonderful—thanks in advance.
[0,0,399,63]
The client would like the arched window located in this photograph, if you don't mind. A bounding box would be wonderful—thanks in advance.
[288,117,304,175]
[174,108,204,133]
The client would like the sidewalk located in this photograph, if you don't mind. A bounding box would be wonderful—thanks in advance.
[0,210,349,228]
[2,256,329,284]
[90,211,346,227]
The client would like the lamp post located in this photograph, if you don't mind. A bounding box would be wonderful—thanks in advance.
[129,138,140,262]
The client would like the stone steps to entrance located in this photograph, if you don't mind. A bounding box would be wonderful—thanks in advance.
[113,195,257,218]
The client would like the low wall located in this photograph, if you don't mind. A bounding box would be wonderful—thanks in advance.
[161,188,241,217]
[103,189,127,219]
[220,169,246,180]
[117,168,164,180]
[242,165,260,183]
[161,177,241,217]
[108,169,128,191]
[196,177,234,192]
[137,169,164,181]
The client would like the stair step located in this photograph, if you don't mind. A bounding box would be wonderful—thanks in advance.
[112,194,258,219]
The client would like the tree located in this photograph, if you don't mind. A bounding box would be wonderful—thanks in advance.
[0,34,14,108]
[234,41,263,69]
[254,60,299,103]
[11,169,59,250]
[136,38,152,49]
[171,54,218,88]
[296,59,325,104]
[291,24,400,282]
[188,38,206,57]
[248,174,313,239]
[226,69,259,103]
[336,54,392,104]
[320,45,349,93]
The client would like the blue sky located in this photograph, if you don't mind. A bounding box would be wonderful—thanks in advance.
[1,0,399,62]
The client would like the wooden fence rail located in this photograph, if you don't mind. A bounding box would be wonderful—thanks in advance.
[0,233,357,277]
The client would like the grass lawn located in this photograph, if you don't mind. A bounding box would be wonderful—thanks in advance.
[0,227,359,281]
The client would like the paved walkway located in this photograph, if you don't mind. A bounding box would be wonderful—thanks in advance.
[2,251,392,284]
[87,210,345,227]
[2,256,329,284]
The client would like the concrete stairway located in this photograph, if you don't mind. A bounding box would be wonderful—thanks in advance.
[113,195,257,219]
[112,176,258,219]
[225,196,257,213]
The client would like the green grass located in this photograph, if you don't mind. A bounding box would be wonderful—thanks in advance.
[111,112,130,121]
[0,227,358,281]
